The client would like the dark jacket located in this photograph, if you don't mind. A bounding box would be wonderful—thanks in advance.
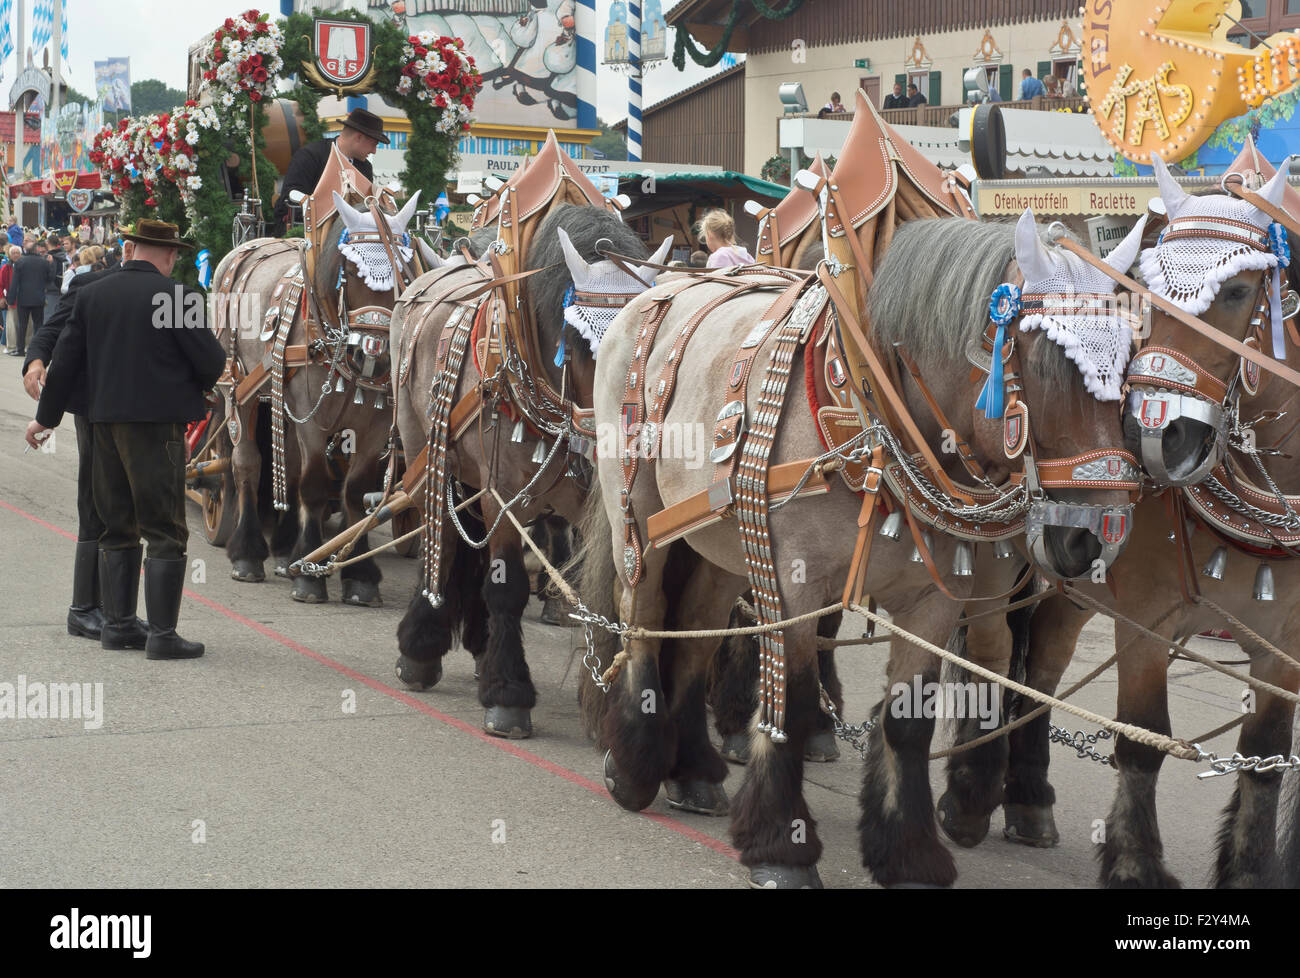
[882,92,908,110]
[272,137,375,236]
[36,260,226,428]
[23,266,118,417]
[908,92,928,107]
[8,252,55,307]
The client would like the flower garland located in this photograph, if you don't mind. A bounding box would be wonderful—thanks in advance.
[398,31,481,135]
[197,9,285,107]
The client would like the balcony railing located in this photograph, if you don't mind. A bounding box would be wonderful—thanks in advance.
[795,95,1091,130]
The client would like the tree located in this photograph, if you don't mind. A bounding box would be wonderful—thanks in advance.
[130,78,188,115]
[589,117,627,161]
[62,84,93,106]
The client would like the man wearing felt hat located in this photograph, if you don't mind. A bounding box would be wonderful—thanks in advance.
[26,220,226,661]
[271,107,388,236]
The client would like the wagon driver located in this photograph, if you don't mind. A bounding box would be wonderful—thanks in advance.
[271,107,388,236]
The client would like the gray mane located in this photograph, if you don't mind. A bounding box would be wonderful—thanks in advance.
[869,217,1081,395]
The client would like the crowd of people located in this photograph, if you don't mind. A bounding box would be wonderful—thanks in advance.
[0,225,123,357]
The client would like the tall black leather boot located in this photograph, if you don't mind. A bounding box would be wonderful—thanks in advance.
[67,540,107,639]
[144,557,204,660]
[100,547,149,650]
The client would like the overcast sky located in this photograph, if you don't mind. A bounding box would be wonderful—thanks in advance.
[1,0,727,127]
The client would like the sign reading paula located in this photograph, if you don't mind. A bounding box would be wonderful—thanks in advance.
[1085,0,1300,165]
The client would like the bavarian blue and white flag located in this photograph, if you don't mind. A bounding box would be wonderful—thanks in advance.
[60,0,67,61]
[31,0,53,52]
[0,0,14,66]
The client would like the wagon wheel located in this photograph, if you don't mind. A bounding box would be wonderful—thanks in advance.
[193,413,237,547]
[392,506,421,558]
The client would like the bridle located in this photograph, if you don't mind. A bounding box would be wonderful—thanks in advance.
[969,283,1139,577]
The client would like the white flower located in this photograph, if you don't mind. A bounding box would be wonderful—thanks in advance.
[187,175,202,190]
[397,76,413,95]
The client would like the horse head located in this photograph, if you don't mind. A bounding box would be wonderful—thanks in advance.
[1125,154,1288,486]
[328,189,423,400]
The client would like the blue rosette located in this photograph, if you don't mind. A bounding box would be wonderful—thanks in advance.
[976,283,1022,420]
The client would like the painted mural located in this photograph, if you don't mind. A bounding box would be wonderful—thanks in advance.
[300,0,580,125]
[41,100,103,175]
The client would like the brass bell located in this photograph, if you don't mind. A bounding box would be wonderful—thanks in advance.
[531,441,547,464]
[1202,546,1228,581]
[1254,564,1276,601]
[952,541,975,577]
[879,511,904,541]
[910,531,933,564]
[334,375,346,394]
[993,539,1016,560]
[510,419,526,443]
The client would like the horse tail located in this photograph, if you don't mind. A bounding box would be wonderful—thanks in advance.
[570,475,621,744]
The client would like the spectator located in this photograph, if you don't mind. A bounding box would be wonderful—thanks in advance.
[0,244,15,352]
[6,240,55,357]
[817,91,845,118]
[7,223,22,248]
[1059,78,1077,98]
[62,246,97,294]
[907,83,928,107]
[1019,68,1046,101]
[697,209,754,268]
[883,81,908,110]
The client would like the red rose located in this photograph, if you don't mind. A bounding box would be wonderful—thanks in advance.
[185,99,197,108]
[402,63,417,77]
[144,197,157,206]
[237,27,249,41]
[424,71,438,86]
[408,34,419,43]
[243,10,257,23]
[448,85,459,97]
[415,46,427,57]
[249,53,262,67]
[253,67,268,83]
[255,21,268,33]
[223,17,235,29]
[249,90,262,102]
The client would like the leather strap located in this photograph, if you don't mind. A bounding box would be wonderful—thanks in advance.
[1223,176,1300,241]
[1128,345,1230,403]
[895,345,988,482]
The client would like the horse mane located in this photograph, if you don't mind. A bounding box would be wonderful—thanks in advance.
[311,212,344,301]
[869,217,1084,395]
[524,203,649,365]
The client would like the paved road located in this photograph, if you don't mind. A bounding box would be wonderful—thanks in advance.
[0,366,1262,888]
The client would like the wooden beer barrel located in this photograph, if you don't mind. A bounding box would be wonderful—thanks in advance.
[263,99,309,176]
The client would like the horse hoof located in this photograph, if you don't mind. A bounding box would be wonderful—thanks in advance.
[274,562,289,579]
[395,655,442,691]
[936,790,991,848]
[603,750,660,812]
[230,559,265,583]
[748,864,823,889]
[1002,803,1060,848]
[342,579,383,607]
[720,732,750,765]
[664,778,729,816]
[484,705,532,739]
[804,730,840,763]
[539,595,572,626]
[291,577,328,603]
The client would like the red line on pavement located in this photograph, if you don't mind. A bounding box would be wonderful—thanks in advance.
[0,497,741,864]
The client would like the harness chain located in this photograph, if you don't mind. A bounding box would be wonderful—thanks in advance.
[420,304,476,607]
[269,270,305,511]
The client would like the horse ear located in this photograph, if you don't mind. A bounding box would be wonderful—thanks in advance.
[1257,157,1292,208]
[387,190,422,233]
[332,191,366,232]
[416,237,444,269]
[556,228,591,280]
[638,235,672,279]
[1150,153,1188,218]
[1102,213,1149,277]
[1013,209,1054,284]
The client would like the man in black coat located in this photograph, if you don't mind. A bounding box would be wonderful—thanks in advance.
[21,239,148,643]
[7,242,56,357]
[883,82,908,110]
[28,220,226,660]
[271,107,387,236]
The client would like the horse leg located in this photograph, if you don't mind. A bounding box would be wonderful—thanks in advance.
[805,616,844,763]
[935,612,1012,849]
[290,454,331,603]
[730,631,825,888]
[339,452,384,607]
[1003,591,1091,847]
[226,403,269,583]
[660,561,742,817]
[709,600,760,765]
[1211,646,1299,888]
[1100,630,1179,888]
[269,468,301,579]
[477,520,537,738]
[601,547,674,812]
[537,516,574,625]
[859,610,960,888]
[395,518,460,691]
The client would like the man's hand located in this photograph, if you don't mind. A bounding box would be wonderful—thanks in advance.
[22,359,45,400]
[25,420,52,450]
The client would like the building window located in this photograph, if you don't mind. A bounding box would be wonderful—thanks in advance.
[1227,0,1300,45]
